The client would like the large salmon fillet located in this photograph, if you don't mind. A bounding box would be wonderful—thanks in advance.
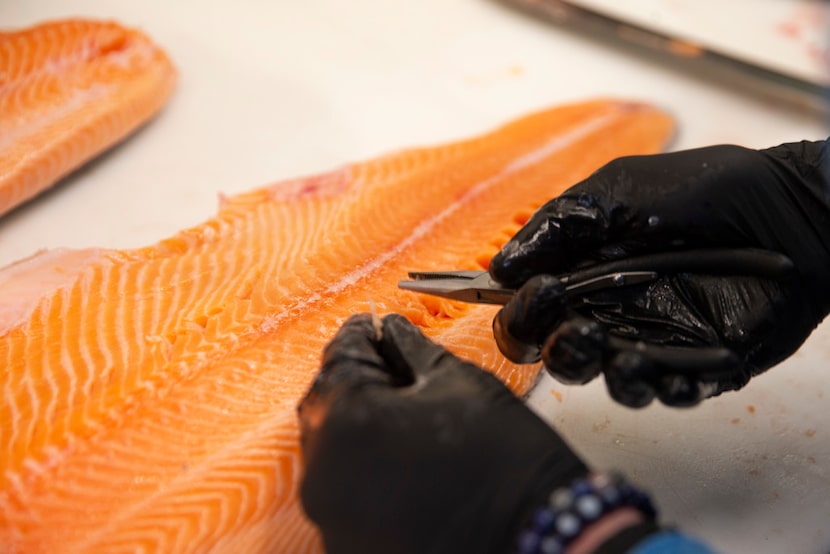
[0,99,673,552]
[0,19,176,217]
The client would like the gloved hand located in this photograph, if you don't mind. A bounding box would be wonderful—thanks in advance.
[490,140,830,407]
[297,313,588,554]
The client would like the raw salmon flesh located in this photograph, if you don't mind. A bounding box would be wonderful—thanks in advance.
[0,21,674,552]
[0,19,176,217]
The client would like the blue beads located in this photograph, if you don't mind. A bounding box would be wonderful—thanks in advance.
[598,484,621,504]
[517,530,540,554]
[513,472,657,554]
[532,507,556,533]
[570,478,592,497]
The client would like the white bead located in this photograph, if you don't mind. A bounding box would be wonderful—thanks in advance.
[555,513,581,537]
[549,489,573,510]
[575,495,603,519]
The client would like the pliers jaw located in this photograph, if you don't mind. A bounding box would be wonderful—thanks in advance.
[398,269,658,305]
[398,270,514,305]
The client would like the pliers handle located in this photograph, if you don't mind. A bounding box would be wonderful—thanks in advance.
[398,248,793,382]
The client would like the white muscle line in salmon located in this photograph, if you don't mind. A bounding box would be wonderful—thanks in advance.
[69,412,299,551]
[0,84,110,151]
[274,112,619,327]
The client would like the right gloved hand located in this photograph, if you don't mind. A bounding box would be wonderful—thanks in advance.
[489,140,830,407]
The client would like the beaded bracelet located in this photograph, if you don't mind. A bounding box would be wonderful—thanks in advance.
[514,472,656,554]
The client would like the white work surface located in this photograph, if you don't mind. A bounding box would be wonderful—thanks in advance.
[1,1,829,552]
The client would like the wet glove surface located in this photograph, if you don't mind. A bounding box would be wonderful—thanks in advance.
[297,314,587,554]
[490,140,830,407]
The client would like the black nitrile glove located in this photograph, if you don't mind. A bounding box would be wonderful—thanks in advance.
[297,313,588,554]
[490,140,830,408]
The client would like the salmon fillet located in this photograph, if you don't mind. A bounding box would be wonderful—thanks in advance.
[0,99,673,552]
[0,19,176,217]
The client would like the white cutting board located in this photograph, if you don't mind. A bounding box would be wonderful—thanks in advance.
[1,1,828,552]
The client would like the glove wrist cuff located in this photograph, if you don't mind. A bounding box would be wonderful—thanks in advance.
[513,472,657,554]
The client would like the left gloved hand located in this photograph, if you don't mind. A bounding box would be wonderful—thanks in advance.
[297,313,587,554]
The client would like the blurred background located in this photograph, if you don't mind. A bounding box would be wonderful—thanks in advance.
[2,1,828,552]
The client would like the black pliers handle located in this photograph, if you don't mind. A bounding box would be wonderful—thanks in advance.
[398,248,793,379]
